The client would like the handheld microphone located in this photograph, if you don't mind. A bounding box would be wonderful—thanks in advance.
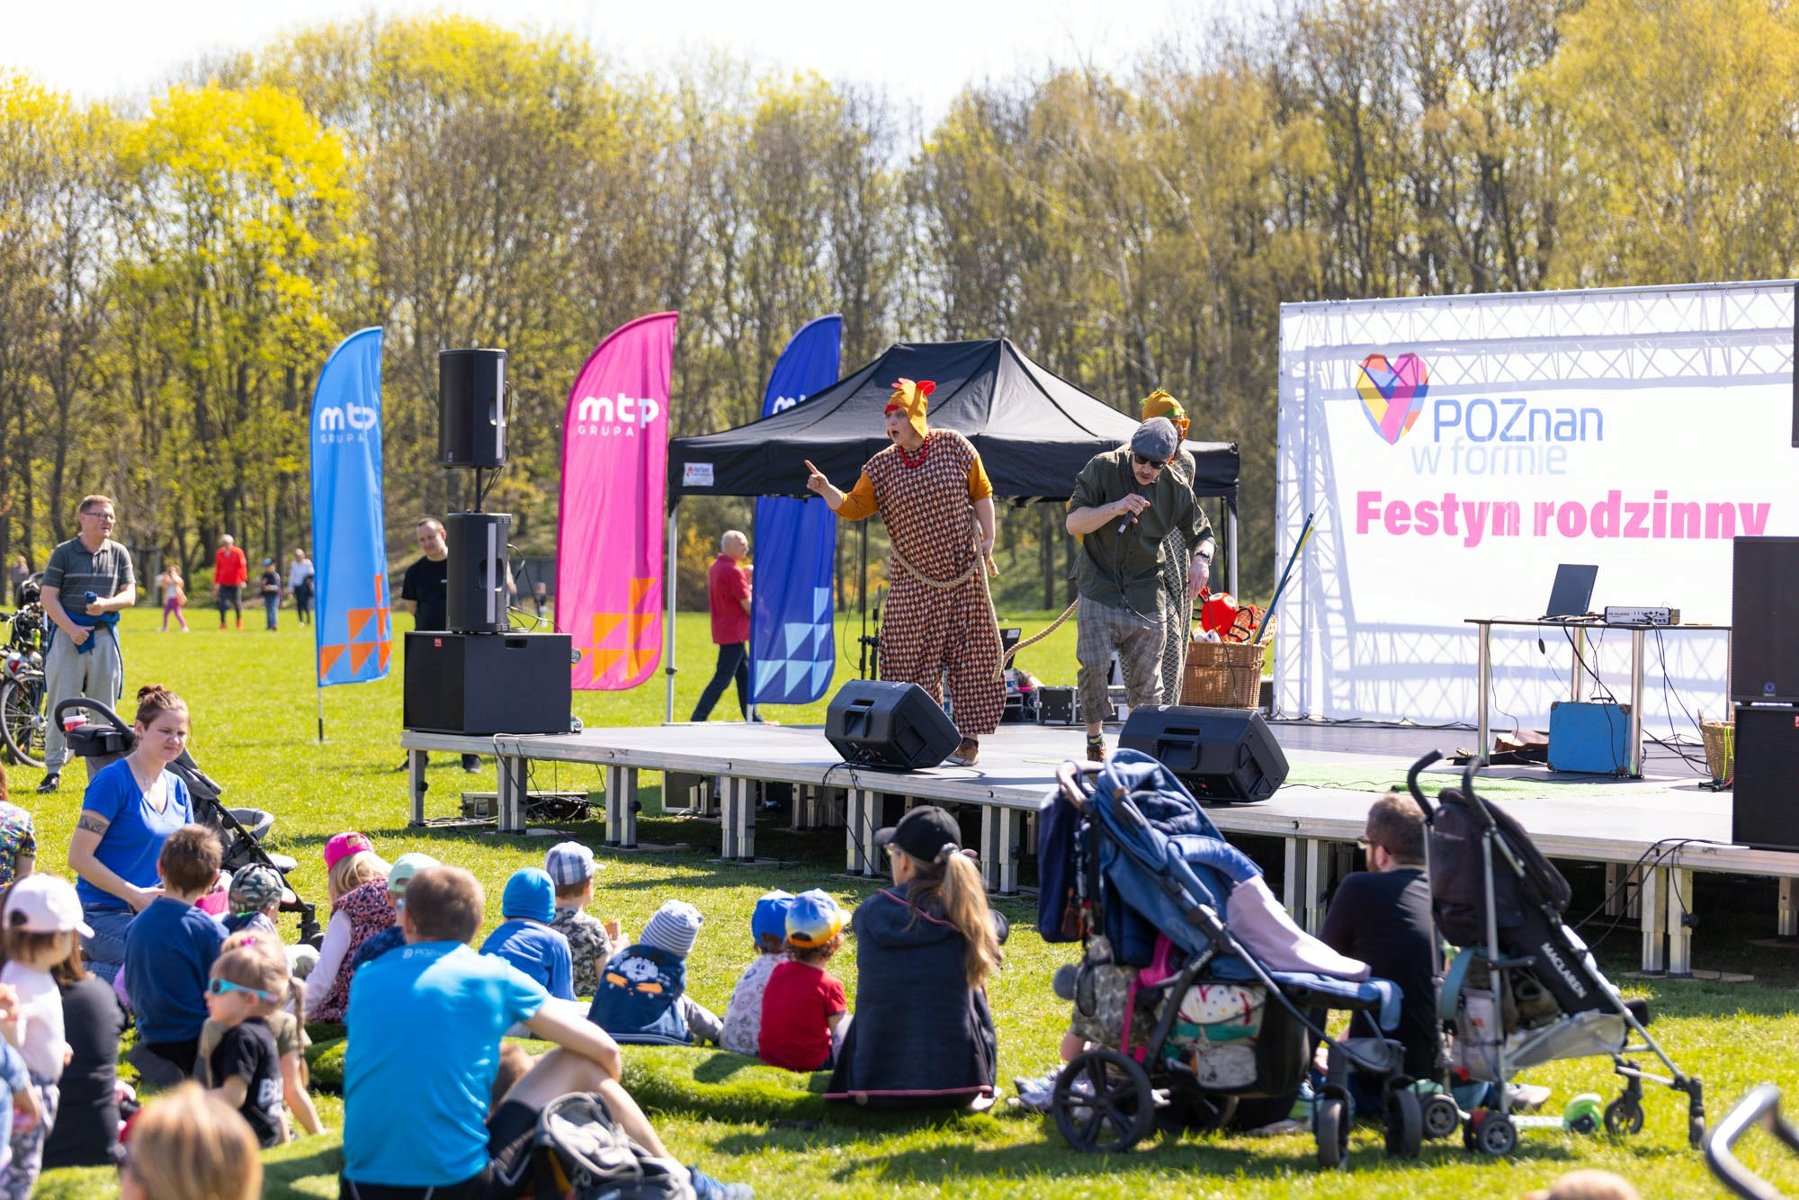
[1117,490,1145,534]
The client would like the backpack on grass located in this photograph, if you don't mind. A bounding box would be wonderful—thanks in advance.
[498,1092,696,1200]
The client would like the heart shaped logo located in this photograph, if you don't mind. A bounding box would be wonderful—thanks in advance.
[1356,353,1430,445]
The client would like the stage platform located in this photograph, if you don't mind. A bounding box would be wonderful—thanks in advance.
[400,718,1799,978]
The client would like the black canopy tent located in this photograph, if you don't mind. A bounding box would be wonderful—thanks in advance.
[659,338,1241,717]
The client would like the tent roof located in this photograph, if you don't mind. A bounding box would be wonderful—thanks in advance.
[668,338,1239,503]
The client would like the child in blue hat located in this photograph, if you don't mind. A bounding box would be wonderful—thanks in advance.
[478,868,575,1000]
[759,890,849,1072]
[720,890,793,1056]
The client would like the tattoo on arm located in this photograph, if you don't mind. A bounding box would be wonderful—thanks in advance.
[76,814,110,836]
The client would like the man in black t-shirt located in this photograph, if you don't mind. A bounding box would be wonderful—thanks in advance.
[1319,793,1443,1099]
[398,517,477,772]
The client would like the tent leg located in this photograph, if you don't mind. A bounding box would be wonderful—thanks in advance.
[666,506,677,724]
[1228,503,1239,597]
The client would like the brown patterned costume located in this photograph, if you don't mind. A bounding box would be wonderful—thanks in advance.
[837,430,1005,739]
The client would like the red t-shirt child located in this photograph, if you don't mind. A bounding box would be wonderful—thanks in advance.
[757,959,846,1072]
[707,554,751,645]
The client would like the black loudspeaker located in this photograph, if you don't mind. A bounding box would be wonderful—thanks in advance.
[824,680,961,770]
[1118,705,1289,803]
[402,631,572,735]
[438,348,508,468]
[1732,537,1799,704]
[1732,704,1799,850]
[445,512,510,634]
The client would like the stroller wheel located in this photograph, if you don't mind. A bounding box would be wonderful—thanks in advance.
[1603,1096,1645,1137]
[1313,1097,1349,1170]
[1051,1049,1154,1154]
[1384,1088,1423,1159]
[1470,1108,1517,1157]
[1563,1093,1604,1135]
[1421,1092,1461,1141]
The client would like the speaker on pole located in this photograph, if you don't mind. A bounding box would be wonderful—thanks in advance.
[824,680,961,770]
[444,512,510,634]
[1118,705,1289,803]
[439,348,508,469]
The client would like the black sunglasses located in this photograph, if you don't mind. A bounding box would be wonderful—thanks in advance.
[1131,453,1168,471]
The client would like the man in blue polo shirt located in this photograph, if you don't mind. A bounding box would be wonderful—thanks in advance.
[340,865,750,1200]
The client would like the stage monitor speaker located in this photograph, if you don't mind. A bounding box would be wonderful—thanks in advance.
[1732,537,1799,704]
[1732,704,1799,850]
[403,631,572,735]
[1118,705,1289,803]
[824,680,961,770]
[445,512,511,634]
[438,348,508,468]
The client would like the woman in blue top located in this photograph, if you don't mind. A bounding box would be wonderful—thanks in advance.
[66,684,194,982]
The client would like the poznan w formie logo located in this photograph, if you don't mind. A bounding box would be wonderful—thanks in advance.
[1357,353,1429,445]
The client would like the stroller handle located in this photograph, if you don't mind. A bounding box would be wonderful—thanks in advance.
[1405,752,1441,818]
[1054,760,1100,811]
[53,697,131,734]
[1705,1083,1799,1199]
[1457,759,1502,831]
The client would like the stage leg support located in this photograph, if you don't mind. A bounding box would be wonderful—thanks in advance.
[497,754,527,835]
[407,749,426,826]
[1666,866,1693,977]
[1779,877,1797,938]
[1639,867,1666,973]
[980,807,1020,896]
[604,766,638,849]
[1604,863,1624,917]
[847,789,880,875]
[1282,836,1306,925]
[1302,838,1326,934]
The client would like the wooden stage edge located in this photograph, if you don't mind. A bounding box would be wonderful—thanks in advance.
[400,719,1799,978]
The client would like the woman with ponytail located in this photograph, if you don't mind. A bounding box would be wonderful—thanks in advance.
[825,805,1007,1109]
[66,685,195,982]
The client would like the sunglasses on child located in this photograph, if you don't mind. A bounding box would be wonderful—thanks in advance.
[1131,453,1168,472]
[208,978,275,1003]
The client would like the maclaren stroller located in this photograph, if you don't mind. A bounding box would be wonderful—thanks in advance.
[55,698,322,945]
[1406,752,1704,1155]
[1041,749,1430,1168]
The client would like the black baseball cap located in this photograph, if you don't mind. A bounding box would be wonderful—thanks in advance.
[874,805,962,863]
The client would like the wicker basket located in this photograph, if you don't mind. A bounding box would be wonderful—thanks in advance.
[1180,640,1268,708]
[1701,720,1735,784]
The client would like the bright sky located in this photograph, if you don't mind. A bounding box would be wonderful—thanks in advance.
[6,0,1230,120]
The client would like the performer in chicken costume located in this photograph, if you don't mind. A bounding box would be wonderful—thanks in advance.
[805,379,1004,766]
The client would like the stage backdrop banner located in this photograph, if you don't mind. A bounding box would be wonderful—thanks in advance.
[751,314,843,705]
[1275,282,1799,726]
[310,326,391,686]
[558,312,678,690]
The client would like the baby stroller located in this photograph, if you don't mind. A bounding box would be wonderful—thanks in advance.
[1041,749,1425,1168]
[55,697,323,946]
[1406,751,1704,1155]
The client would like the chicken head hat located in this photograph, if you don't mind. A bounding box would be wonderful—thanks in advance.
[1140,388,1189,441]
[885,378,935,441]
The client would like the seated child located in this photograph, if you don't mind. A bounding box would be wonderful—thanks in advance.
[198,930,323,1140]
[589,900,723,1046]
[480,868,575,1000]
[199,940,290,1147]
[0,875,86,1195]
[0,983,37,1177]
[222,865,286,938]
[545,842,621,997]
[308,833,392,1024]
[347,853,439,974]
[719,890,793,1056]
[122,826,227,1078]
[758,890,849,1072]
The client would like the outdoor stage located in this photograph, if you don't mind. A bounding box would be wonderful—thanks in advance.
[400,718,1799,979]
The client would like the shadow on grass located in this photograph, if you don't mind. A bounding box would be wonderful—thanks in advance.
[263,1141,343,1192]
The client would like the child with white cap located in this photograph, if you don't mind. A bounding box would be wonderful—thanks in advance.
[0,874,88,1197]
[758,890,850,1072]
[719,890,793,1056]
[545,841,622,998]
[589,900,722,1046]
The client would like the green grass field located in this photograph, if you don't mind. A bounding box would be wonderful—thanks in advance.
[22,609,1799,1198]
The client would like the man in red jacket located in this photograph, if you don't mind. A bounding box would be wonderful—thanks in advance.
[213,534,249,630]
[691,530,752,722]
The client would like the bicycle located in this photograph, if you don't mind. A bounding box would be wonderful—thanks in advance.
[1,600,48,769]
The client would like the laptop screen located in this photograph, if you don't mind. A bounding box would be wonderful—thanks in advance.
[1544,564,1598,619]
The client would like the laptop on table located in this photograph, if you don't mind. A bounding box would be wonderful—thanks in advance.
[1542,564,1598,620]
